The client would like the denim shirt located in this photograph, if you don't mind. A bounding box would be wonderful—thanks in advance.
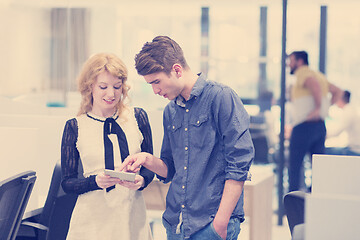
[158,73,254,238]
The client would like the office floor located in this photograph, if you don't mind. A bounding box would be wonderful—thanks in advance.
[149,212,291,240]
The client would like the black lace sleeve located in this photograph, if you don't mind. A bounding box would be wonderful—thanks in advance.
[134,107,155,191]
[61,118,101,194]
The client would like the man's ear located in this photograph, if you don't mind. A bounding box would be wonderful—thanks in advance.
[173,64,183,78]
[298,58,305,66]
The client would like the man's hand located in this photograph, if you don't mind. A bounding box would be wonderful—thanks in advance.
[213,216,228,240]
[120,152,168,178]
[213,179,244,240]
[119,152,151,173]
[306,108,321,121]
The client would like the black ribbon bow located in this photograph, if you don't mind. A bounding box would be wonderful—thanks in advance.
[103,118,130,192]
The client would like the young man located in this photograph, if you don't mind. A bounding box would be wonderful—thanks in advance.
[121,36,254,240]
[287,51,342,192]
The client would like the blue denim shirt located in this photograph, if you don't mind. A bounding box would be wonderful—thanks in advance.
[158,73,254,238]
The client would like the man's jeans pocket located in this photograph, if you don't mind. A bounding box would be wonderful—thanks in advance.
[210,222,225,240]
[192,217,241,240]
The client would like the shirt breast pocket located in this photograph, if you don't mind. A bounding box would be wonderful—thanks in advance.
[191,114,208,127]
[167,117,183,147]
[190,114,215,148]
[168,119,182,132]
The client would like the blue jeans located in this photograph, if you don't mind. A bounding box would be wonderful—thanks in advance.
[163,217,241,240]
[289,120,326,192]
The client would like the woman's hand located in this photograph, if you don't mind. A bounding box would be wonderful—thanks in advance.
[95,173,122,189]
[118,175,145,190]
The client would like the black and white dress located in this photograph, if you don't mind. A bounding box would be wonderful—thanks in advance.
[61,107,154,240]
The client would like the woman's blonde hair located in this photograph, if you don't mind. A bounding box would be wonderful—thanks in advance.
[77,53,130,116]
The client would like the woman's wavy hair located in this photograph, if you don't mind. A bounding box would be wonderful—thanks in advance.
[77,53,130,116]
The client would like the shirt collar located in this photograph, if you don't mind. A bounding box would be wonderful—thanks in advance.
[175,73,207,107]
[294,65,309,75]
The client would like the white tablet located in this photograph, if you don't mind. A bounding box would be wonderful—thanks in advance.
[104,169,136,182]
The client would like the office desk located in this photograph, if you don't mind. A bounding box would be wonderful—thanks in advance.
[243,165,274,240]
[143,165,274,240]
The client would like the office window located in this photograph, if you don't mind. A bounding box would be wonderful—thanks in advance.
[209,4,259,99]
[327,2,360,106]
[1,1,360,110]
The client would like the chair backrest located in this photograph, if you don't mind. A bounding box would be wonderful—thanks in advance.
[284,191,308,236]
[38,160,79,240]
[0,171,36,240]
[39,161,62,226]
[250,114,270,164]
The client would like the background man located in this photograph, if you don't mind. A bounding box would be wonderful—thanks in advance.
[287,50,342,192]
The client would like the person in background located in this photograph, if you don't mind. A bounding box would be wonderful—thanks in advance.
[287,50,342,192]
[259,90,278,155]
[326,90,360,156]
[120,36,254,240]
[61,53,154,240]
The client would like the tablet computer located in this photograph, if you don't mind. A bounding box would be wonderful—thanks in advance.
[104,169,136,182]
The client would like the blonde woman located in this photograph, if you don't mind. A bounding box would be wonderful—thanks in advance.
[61,53,154,240]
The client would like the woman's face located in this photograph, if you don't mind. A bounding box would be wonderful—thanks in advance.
[91,71,123,117]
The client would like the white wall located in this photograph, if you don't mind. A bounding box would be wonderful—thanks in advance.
[0,5,48,97]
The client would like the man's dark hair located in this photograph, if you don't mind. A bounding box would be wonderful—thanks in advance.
[290,51,309,65]
[134,36,189,76]
[343,90,351,104]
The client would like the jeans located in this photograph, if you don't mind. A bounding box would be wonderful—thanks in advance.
[289,120,326,192]
[163,217,241,240]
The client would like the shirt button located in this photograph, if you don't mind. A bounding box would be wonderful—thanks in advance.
[197,120,200,124]
[182,185,185,189]
[184,166,187,170]
[185,147,188,151]
[185,128,188,131]
[186,109,189,112]
[172,126,175,129]
[181,205,185,208]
